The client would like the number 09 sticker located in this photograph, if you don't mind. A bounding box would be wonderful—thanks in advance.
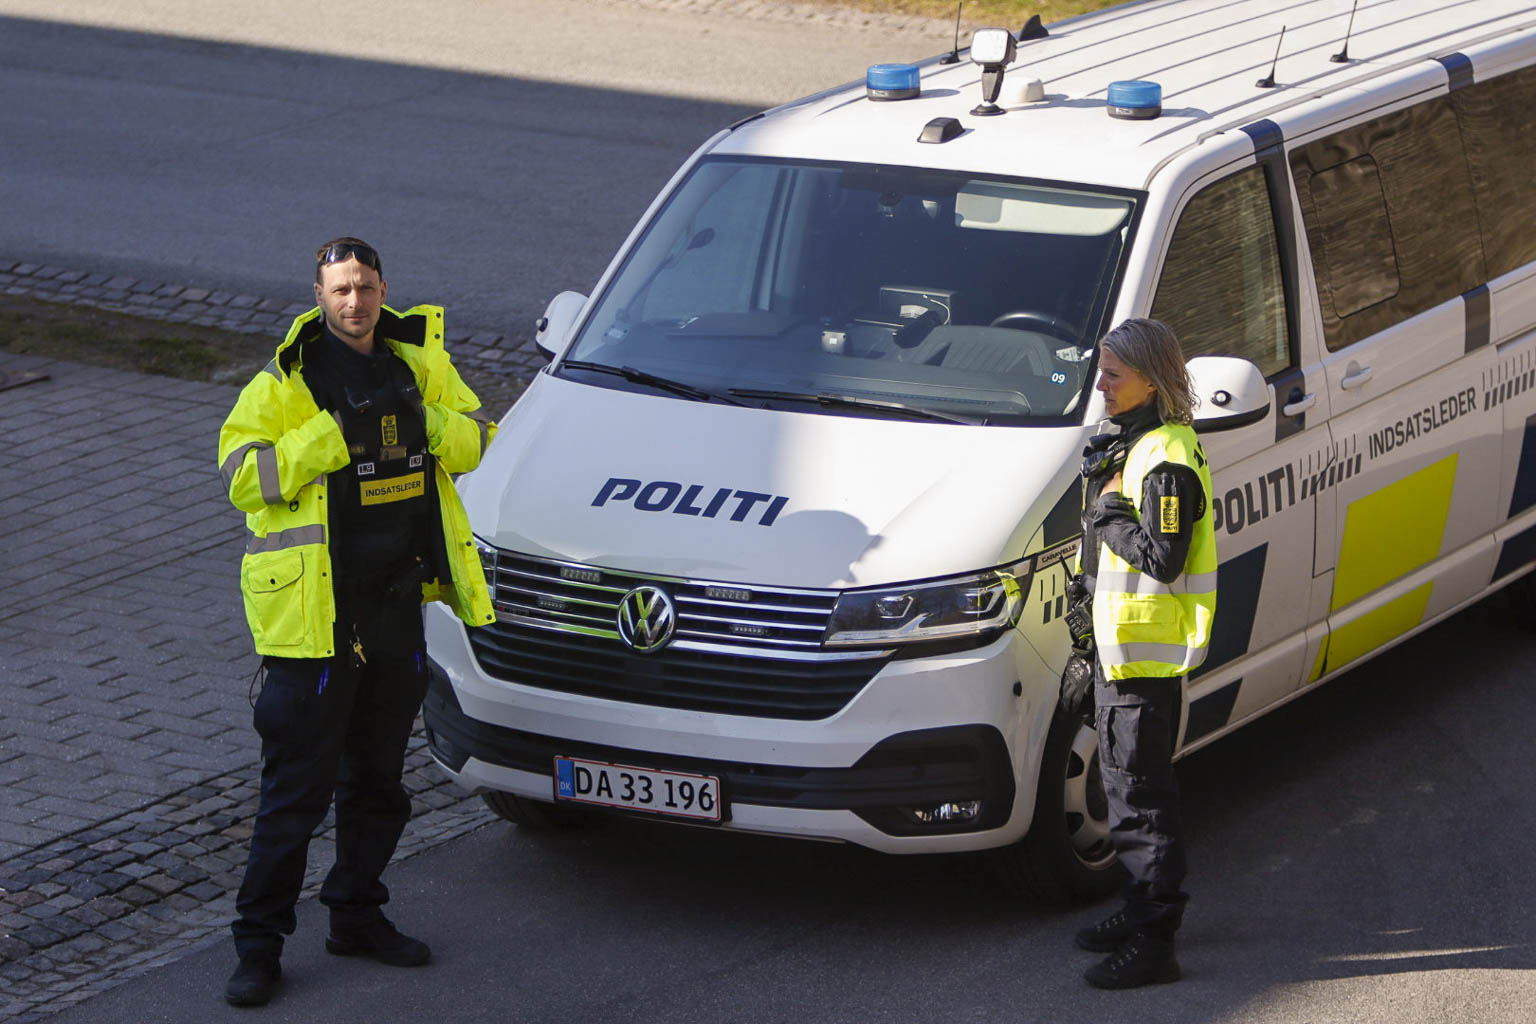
[554,756,723,822]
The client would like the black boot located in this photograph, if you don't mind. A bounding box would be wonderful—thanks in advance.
[1084,930,1180,989]
[225,952,282,1006]
[326,913,431,967]
[1074,906,1134,952]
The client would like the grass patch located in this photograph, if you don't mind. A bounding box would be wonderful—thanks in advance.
[0,295,276,384]
[835,0,1121,26]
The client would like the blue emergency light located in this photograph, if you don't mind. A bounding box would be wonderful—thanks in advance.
[867,63,921,101]
[1107,80,1162,119]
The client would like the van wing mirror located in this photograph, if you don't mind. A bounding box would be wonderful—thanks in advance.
[1188,355,1271,432]
[534,290,589,362]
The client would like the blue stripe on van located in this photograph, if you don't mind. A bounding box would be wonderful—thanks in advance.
[1192,543,1267,680]
[1185,679,1241,745]
[1507,413,1536,520]
[1041,479,1081,547]
[1463,284,1490,354]
[1495,520,1536,582]
[1239,119,1283,155]
[1435,53,1474,91]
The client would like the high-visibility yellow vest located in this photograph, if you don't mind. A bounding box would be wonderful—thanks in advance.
[217,305,497,658]
[1092,422,1217,680]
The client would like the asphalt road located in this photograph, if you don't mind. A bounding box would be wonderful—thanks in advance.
[0,0,947,339]
[47,598,1536,1023]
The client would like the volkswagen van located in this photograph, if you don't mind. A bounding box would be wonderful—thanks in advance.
[423,0,1536,900]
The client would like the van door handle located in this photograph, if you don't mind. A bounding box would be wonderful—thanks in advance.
[1340,365,1374,390]
[1281,391,1316,417]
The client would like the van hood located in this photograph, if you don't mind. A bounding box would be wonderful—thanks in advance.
[459,374,1085,589]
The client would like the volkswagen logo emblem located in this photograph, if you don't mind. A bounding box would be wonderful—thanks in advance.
[617,586,676,652]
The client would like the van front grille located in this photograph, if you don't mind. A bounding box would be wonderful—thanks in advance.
[467,550,889,720]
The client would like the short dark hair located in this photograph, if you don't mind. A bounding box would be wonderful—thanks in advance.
[314,237,382,283]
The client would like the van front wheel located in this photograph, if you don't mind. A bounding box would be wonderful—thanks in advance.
[990,709,1119,904]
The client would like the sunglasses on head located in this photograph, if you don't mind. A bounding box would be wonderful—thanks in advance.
[317,242,381,271]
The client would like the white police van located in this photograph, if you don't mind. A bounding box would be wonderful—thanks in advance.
[424,0,1536,901]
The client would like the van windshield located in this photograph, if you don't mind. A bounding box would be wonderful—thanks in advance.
[559,157,1139,425]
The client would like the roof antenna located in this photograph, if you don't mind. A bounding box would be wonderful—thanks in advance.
[1020,14,1049,40]
[1256,25,1286,88]
[1330,0,1359,63]
[940,3,963,64]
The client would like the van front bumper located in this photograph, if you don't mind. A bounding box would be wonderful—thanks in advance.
[423,609,1058,854]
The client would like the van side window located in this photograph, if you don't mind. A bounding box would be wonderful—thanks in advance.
[1451,64,1536,279]
[1150,165,1290,377]
[1290,96,1485,351]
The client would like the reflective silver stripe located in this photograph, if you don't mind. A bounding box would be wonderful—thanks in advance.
[221,442,263,490]
[256,446,283,505]
[1179,570,1218,594]
[1098,639,1208,670]
[1096,567,1216,597]
[261,359,280,381]
[246,524,326,554]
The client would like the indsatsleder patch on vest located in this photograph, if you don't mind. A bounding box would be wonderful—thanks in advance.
[359,472,425,505]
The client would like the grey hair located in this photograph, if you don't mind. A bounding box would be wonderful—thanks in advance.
[1099,318,1197,425]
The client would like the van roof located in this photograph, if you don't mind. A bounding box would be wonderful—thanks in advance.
[715,0,1536,190]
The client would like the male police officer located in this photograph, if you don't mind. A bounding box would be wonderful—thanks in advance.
[217,239,495,1006]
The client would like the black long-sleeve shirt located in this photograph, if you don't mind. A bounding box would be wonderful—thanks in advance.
[1080,403,1205,591]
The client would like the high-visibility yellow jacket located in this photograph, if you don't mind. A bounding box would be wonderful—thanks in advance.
[1092,422,1217,680]
[217,304,497,658]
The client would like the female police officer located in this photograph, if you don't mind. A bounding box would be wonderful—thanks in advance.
[1072,318,1216,989]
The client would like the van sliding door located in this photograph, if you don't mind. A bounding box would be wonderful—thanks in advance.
[1290,88,1500,680]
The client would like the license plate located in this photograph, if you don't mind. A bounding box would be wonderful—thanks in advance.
[553,756,723,823]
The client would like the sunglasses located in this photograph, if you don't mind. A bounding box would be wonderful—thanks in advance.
[316,242,381,272]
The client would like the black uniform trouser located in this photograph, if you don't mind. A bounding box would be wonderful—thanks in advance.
[1093,673,1188,937]
[232,640,428,958]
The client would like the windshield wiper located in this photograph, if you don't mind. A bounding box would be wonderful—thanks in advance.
[560,359,742,405]
[729,388,975,424]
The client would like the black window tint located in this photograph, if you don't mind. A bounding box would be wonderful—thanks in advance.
[1151,165,1291,377]
[1452,64,1536,278]
[1309,157,1399,317]
[1291,96,1485,351]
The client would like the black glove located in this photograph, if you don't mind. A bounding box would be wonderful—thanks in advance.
[1059,651,1096,718]
[1063,574,1094,650]
[1059,573,1097,718]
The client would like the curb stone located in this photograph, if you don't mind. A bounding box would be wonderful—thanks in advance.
[0,257,545,423]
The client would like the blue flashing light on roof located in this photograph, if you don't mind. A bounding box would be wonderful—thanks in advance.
[1107,80,1162,120]
[867,63,920,101]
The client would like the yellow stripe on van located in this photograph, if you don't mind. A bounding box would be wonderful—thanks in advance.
[1326,583,1434,671]
[1309,640,1328,683]
[1331,454,1458,612]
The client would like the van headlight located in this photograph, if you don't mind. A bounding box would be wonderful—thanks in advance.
[475,537,499,591]
[824,560,1030,648]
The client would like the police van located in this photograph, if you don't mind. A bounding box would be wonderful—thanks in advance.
[423,0,1536,901]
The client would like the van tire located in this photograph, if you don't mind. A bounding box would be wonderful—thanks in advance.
[989,709,1119,905]
[480,790,599,830]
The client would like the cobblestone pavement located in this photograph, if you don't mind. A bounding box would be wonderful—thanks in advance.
[0,259,543,1022]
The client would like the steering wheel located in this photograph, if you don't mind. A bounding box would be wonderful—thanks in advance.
[988,310,1079,345]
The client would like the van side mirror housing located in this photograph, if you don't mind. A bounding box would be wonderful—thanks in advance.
[1188,355,1271,432]
[533,290,588,362]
